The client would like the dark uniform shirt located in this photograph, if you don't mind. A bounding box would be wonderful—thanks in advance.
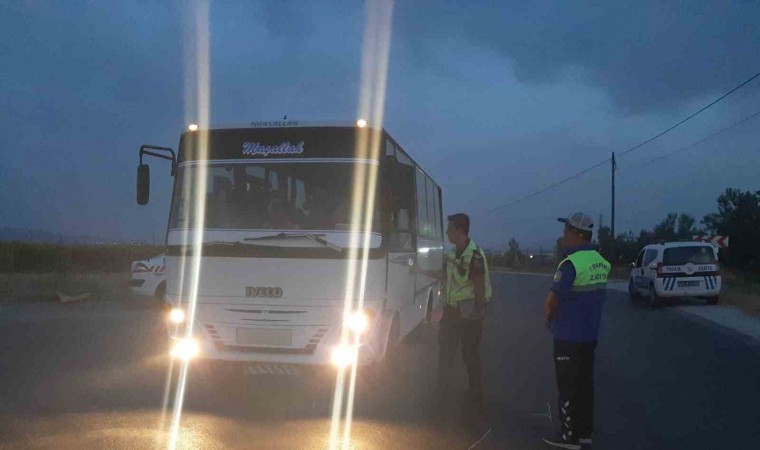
[550,244,605,342]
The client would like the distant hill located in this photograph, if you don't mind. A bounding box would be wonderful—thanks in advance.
[0,228,139,245]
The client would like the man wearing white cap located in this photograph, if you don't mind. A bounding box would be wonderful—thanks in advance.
[543,212,611,449]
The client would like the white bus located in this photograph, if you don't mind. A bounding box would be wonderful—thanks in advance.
[136,121,444,375]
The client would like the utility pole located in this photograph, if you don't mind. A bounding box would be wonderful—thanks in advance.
[611,152,617,239]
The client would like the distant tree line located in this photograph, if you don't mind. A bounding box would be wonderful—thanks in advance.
[597,188,760,271]
[491,188,760,273]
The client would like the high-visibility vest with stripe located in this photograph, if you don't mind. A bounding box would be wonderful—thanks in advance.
[551,249,611,342]
[563,250,611,293]
[445,239,493,305]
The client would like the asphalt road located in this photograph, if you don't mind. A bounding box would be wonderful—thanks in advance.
[1,273,759,449]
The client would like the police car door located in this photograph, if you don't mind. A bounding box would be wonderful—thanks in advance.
[632,249,646,293]
[642,249,659,287]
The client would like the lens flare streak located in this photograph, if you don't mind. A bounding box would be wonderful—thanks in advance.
[329,1,395,449]
[164,1,211,450]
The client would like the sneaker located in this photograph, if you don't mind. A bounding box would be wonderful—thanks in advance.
[579,437,592,445]
[542,433,581,450]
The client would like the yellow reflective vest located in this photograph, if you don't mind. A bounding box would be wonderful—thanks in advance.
[445,239,493,305]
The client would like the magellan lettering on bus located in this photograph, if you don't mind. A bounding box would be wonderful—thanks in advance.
[242,141,305,157]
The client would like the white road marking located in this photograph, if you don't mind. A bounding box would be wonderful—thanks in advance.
[467,427,492,449]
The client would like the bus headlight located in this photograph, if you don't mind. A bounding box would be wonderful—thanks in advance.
[168,308,186,324]
[170,338,200,360]
[344,310,372,334]
[331,344,356,368]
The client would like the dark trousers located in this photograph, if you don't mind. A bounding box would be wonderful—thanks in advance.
[438,304,484,393]
[554,339,597,439]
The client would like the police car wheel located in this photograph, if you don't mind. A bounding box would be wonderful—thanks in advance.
[628,278,640,300]
[706,296,719,306]
[155,282,166,302]
[648,285,661,308]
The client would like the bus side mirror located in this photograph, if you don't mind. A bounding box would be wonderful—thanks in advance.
[137,164,150,205]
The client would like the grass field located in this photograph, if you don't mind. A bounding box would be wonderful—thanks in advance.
[0,242,163,273]
[721,271,760,316]
[0,242,163,303]
[0,272,140,304]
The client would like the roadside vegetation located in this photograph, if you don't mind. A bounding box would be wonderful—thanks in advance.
[487,188,760,316]
[0,242,163,303]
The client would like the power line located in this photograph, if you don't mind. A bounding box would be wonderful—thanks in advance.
[625,109,760,168]
[485,158,610,213]
[618,70,760,157]
[483,70,760,214]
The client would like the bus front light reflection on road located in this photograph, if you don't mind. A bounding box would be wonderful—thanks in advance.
[168,308,186,324]
[170,338,199,361]
[331,344,356,368]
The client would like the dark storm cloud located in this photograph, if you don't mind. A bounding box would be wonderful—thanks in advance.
[2,0,758,247]
[394,0,760,115]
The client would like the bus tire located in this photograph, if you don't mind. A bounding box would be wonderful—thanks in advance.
[362,315,400,389]
[425,290,434,323]
[386,314,400,355]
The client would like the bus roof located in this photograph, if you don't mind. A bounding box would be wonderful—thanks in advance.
[178,121,440,188]
[195,120,382,131]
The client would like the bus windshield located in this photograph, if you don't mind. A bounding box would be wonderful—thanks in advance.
[169,162,380,232]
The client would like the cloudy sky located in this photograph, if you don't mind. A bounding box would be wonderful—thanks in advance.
[2,0,759,250]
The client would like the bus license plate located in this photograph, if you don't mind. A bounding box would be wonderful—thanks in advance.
[236,328,292,346]
[677,281,700,287]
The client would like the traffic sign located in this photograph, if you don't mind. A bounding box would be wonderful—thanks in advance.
[692,235,729,249]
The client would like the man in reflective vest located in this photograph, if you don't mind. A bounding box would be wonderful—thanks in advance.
[543,212,610,450]
[413,213,492,404]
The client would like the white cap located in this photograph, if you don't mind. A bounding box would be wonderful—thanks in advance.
[557,211,594,232]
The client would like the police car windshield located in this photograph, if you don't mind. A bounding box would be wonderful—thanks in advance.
[168,162,380,233]
[663,246,717,266]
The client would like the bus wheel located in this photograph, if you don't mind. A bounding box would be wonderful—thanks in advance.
[425,291,434,322]
[364,315,400,389]
[386,315,400,357]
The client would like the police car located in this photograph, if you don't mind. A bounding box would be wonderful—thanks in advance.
[628,242,721,306]
[129,254,167,301]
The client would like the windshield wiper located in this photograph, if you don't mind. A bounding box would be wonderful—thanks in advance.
[243,232,343,252]
[302,233,343,253]
[244,232,325,241]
